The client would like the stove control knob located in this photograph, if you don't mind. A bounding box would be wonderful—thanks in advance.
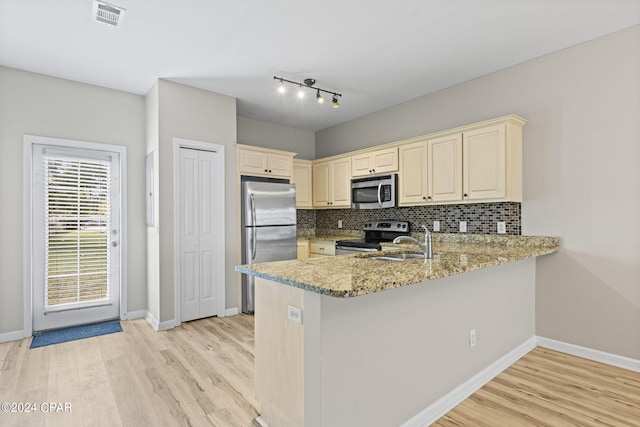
[402,224,407,228]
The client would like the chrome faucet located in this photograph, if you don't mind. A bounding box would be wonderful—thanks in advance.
[392,224,433,261]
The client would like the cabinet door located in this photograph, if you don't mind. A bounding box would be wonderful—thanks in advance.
[238,149,268,175]
[268,153,293,178]
[296,241,310,259]
[398,141,428,205]
[312,162,331,207]
[428,134,462,202]
[371,147,398,174]
[351,153,374,177]
[463,124,506,200]
[330,158,352,207]
[292,160,313,209]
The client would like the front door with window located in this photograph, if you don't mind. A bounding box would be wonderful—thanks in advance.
[32,143,121,331]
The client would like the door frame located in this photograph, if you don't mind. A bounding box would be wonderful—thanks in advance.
[173,138,226,324]
[23,135,127,337]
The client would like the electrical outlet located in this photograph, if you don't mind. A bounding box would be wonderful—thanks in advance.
[469,329,477,348]
[497,221,506,234]
[459,221,467,233]
[338,220,343,229]
[433,220,440,232]
[287,305,302,324]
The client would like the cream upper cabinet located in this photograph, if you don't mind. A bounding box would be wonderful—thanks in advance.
[398,135,462,205]
[398,140,429,205]
[428,133,463,202]
[398,116,524,206]
[312,157,351,208]
[292,159,313,209]
[351,147,398,177]
[462,123,524,202]
[237,145,295,179]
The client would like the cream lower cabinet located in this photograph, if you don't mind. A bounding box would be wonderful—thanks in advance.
[309,240,335,257]
[312,157,351,208]
[296,240,310,259]
[462,122,522,202]
[351,147,398,177]
[398,134,462,205]
[292,159,313,209]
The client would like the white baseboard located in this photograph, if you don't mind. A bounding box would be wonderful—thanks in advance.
[536,336,640,373]
[0,329,27,344]
[122,310,147,320]
[144,311,178,332]
[402,336,537,427]
[225,307,239,317]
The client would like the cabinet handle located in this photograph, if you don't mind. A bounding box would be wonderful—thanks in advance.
[428,196,432,200]
[422,196,426,200]
[264,169,268,172]
[372,169,375,173]
[268,169,272,173]
[463,193,468,197]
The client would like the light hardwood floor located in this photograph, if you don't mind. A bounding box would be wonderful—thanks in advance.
[0,315,258,427]
[2,316,639,427]
[434,346,640,426]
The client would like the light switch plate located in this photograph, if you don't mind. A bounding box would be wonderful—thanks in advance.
[338,220,343,229]
[497,221,506,234]
[433,220,440,232]
[459,221,467,233]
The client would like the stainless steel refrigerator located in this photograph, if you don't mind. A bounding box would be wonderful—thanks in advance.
[241,180,297,313]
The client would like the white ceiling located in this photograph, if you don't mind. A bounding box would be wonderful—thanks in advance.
[1,1,639,131]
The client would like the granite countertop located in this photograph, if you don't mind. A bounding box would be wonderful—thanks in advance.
[236,234,559,298]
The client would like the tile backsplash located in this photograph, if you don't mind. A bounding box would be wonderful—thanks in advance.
[298,202,521,235]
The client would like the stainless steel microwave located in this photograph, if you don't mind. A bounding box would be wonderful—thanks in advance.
[351,174,397,209]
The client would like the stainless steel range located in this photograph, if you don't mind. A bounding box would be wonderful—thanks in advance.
[335,220,410,255]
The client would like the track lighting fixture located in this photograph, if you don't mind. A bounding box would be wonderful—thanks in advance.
[273,76,342,108]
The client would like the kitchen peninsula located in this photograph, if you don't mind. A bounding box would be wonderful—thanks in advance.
[236,234,558,427]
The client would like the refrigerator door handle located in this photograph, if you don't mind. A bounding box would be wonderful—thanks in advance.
[250,194,257,260]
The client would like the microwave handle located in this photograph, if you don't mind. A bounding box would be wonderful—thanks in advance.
[377,182,383,207]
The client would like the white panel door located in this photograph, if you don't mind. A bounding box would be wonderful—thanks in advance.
[32,144,121,331]
[179,148,221,322]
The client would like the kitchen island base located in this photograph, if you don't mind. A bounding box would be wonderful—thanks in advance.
[254,258,537,427]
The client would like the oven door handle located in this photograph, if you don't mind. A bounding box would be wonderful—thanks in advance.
[377,182,383,207]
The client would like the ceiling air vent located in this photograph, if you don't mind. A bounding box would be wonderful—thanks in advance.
[92,1,126,28]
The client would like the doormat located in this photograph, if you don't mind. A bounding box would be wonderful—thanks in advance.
[30,321,122,349]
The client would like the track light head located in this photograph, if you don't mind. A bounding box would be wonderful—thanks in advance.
[297,84,305,98]
[277,79,286,94]
[316,90,324,104]
[332,96,340,108]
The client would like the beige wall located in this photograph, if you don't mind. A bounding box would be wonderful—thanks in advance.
[316,25,640,359]
[237,116,315,160]
[153,80,238,322]
[0,66,147,335]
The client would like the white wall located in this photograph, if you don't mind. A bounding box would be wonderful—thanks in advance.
[237,116,315,160]
[316,25,640,359]
[152,80,238,322]
[0,66,147,335]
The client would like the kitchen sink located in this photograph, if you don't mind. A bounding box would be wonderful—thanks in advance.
[368,252,425,261]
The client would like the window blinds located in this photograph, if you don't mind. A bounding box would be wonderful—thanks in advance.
[43,154,112,309]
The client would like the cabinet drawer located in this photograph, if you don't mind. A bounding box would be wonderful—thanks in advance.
[309,241,336,256]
